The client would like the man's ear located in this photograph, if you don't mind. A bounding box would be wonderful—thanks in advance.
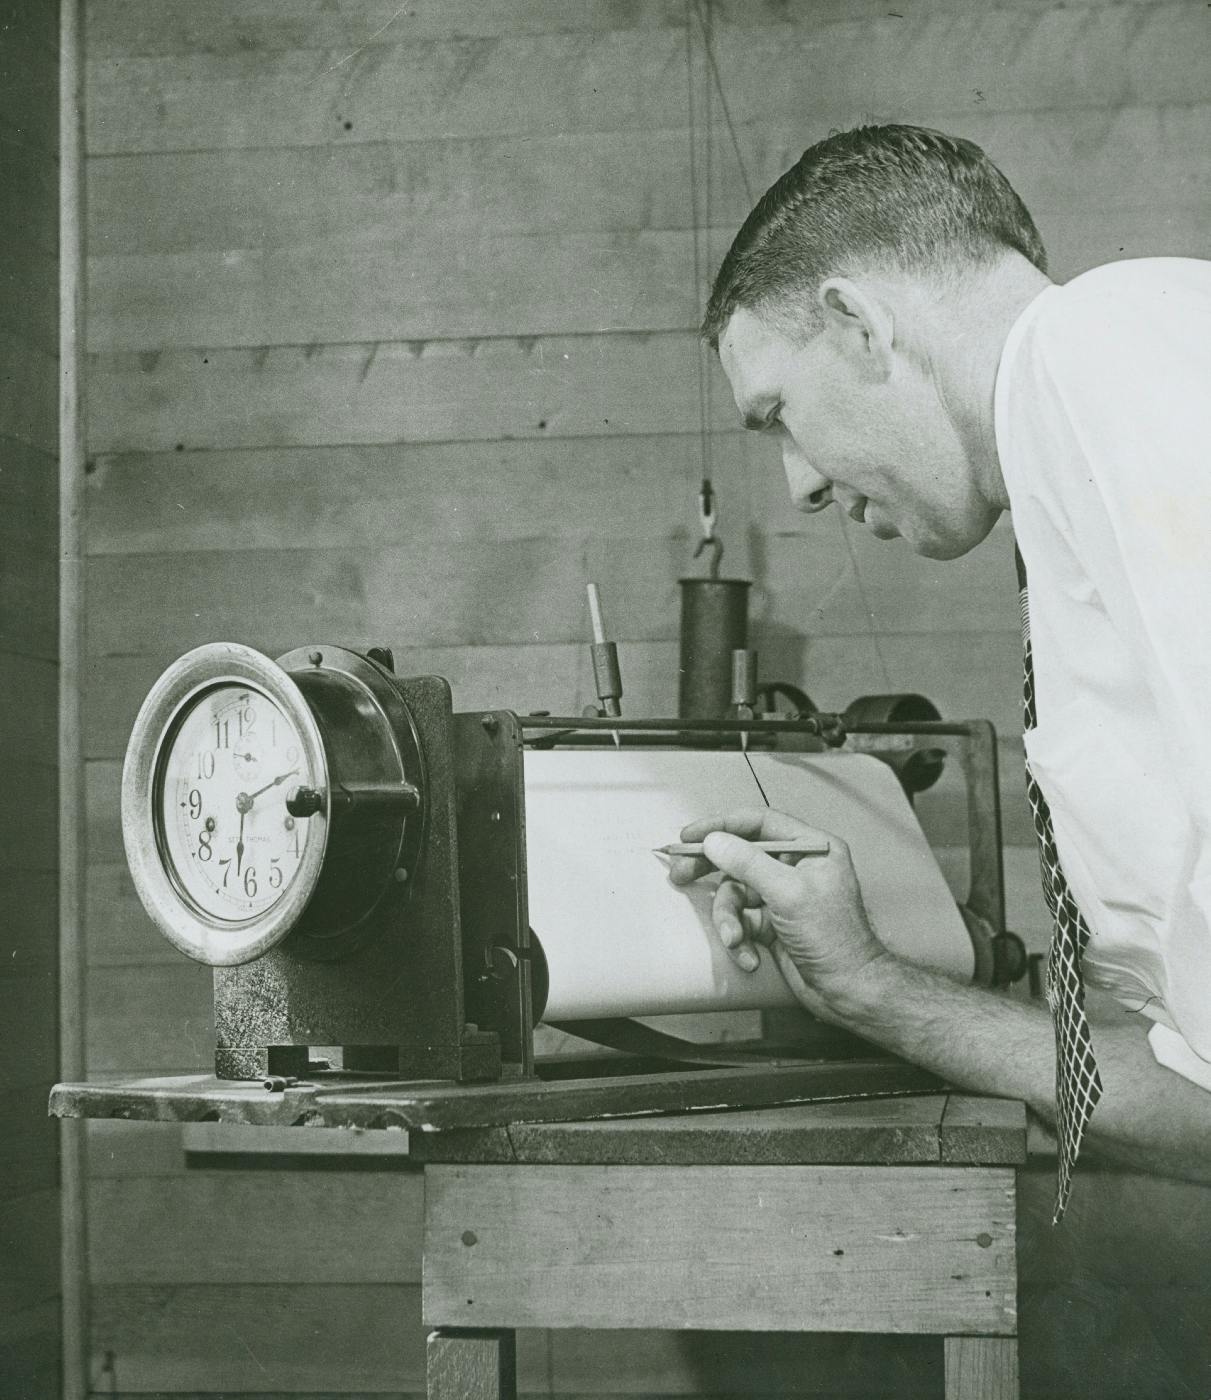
[817,277,894,380]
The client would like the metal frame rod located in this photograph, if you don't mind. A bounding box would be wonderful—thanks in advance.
[520,714,987,739]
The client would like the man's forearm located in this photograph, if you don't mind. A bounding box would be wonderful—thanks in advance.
[818,953,1211,1183]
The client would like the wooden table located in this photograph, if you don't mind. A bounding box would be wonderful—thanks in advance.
[412,1093,1025,1400]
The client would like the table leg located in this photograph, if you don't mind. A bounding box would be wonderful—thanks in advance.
[427,1327,517,1400]
[944,1336,1018,1400]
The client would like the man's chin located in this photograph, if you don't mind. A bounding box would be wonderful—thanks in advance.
[913,534,977,561]
[912,510,1002,560]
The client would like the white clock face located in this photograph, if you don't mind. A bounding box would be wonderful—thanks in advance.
[157,684,316,922]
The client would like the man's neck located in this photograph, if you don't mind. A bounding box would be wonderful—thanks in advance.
[918,256,1053,512]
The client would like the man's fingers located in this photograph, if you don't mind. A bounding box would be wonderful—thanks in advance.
[712,878,761,971]
[668,809,769,885]
[701,831,806,915]
[679,808,810,843]
[669,808,824,885]
[679,808,770,843]
[712,878,751,945]
[666,853,715,886]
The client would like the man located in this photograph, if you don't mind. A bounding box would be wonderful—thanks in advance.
[670,124,1211,1208]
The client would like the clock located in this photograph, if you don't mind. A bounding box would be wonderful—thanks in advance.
[122,641,423,967]
[121,640,531,1083]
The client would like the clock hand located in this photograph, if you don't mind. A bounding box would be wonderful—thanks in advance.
[244,768,299,804]
[236,808,245,876]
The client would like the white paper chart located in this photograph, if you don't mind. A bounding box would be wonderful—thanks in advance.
[525,748,974,1021]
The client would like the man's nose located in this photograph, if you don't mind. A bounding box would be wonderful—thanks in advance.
[783,445,833,514]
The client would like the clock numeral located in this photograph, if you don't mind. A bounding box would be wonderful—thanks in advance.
[243,867,257,898]
[269,859,283,890]
[197,829,213,862]
[213,717,230,750]
[218,857,231,887]
[238,705,256,738]
[196,752,215,780]
[288,827,301,858]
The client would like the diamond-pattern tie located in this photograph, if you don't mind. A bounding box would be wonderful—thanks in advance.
[1017,547,1102,1223]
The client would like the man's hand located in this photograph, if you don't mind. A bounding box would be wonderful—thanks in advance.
[667,806,889,1018]
[668,813,1211,1186]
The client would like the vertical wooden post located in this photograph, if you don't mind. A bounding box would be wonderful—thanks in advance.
[944,1336,1019,1400]
[59,1,89,1397]
[427,1329,517,1400]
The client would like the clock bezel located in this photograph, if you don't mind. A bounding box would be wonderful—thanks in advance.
[122,642,330,966]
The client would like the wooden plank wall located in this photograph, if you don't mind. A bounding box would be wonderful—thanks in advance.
[80,2,1211,1396]
[0,0,62,1394]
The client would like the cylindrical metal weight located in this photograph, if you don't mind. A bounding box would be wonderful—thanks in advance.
[678,577,751,718]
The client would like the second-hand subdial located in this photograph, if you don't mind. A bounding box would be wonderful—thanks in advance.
[232,745,262,783]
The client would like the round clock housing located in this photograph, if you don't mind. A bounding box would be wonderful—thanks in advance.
[123,644,331,965]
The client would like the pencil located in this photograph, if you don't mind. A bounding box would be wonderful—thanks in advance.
[654,840,830,857]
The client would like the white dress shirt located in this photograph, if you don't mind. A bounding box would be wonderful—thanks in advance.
[994,257,1211,1091]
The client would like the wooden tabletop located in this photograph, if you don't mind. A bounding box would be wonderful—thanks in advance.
[48,1056,944,1133]
[409,1094,1026,1166]
[49,1067,1025,1169]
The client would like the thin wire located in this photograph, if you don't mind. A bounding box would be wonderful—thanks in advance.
[692,0,754,205]
[838,514,895,689]
[742,746,771,807]
[694,5,892,690]
[700,0,713,490]
[684,1,712,510]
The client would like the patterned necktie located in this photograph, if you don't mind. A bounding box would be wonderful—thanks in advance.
[1016,547,1102,1222]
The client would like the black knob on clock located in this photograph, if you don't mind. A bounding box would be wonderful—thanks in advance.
[285,785,325,818]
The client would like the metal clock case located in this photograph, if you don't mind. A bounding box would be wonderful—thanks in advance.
[122,642,528,1083]
[123,640,422,962]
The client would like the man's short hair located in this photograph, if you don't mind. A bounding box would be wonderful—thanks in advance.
[702,124,1047,347]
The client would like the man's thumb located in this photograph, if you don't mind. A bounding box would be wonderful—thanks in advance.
[702,832,800,909]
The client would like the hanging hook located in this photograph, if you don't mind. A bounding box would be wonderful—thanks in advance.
[694,480,723,577]
[697,480,717,540]
[693,534,724,578]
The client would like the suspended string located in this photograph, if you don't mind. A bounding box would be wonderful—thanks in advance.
[684,0,713,526]
[691,3,892,688]
[700,0,713,499]
[692,0,754,206]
